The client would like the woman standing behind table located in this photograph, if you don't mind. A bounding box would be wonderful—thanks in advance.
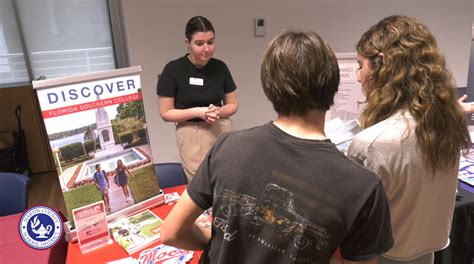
[115,159,133,202]
[347,15,471,264]
[157,16,239,182]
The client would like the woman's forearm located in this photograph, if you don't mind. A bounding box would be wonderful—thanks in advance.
[160,107,207,123]
[218,91,239,119]
[218,102,238,119]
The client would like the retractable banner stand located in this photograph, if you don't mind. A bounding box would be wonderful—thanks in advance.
[33,66,163,238]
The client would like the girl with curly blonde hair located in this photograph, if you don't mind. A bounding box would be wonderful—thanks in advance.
[348,15,471,264]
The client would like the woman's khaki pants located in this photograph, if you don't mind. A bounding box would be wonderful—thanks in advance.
[175,119,232,182]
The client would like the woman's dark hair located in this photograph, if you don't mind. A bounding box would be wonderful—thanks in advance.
[185,16,215,41]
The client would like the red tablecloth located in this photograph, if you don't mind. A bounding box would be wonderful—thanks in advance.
[66,185,202,264]
[0,212,68,264]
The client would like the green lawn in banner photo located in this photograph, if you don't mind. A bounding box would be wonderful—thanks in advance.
[128,164,160,203]
[63,184,102,225]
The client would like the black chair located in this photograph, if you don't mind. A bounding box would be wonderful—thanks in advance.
[154,163,187,189]
[0,172,30,216]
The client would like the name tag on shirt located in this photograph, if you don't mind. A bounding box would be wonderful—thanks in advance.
[189,77,204,86]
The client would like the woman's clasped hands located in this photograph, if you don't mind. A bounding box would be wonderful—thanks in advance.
[195,104,220,124]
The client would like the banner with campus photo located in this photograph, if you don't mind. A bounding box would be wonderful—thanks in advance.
[33,66,160,225]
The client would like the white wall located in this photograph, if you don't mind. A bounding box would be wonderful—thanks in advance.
[122,0,472,163]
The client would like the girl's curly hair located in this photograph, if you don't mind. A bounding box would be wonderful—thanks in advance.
[357,15,470,171]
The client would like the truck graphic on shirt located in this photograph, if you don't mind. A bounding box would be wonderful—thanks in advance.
[215,183,330,251]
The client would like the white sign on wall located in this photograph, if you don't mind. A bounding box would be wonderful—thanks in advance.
[327,53,365,122]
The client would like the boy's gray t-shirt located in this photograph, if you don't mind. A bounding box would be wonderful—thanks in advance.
[188,122,393,264]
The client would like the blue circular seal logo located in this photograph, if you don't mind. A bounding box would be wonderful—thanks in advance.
[19,205,63,249]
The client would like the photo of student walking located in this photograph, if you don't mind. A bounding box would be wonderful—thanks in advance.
[114,159,134,203]
[92,164,110,212]
[91,159,141,214]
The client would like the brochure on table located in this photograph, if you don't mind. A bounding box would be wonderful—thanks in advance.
[458,159,474,186]
[109,244,194,264]
[459,140,474,186]
[108,209,164,254]
[138,244,194,264]
[72,201,111,253]
[164,192,180,204]
[32,66,163,239]
[194,208,213,229]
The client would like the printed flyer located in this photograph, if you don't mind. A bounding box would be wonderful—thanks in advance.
[327,53,365,122]
[458,145,474,187]
[194,208,212,229]
[33,66,161,226]
[72,201,111,253]
[138,244,194,264]
[324,118,361,154]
